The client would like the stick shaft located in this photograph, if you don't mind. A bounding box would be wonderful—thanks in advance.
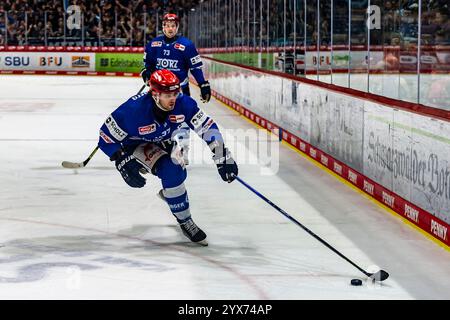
[82,146,100,166]
[137,84,146,94]
[235,176,371,277]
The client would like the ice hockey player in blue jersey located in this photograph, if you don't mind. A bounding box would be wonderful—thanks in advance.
[140,13,211,102]
[140,13,211,165]
[98,69,238,246]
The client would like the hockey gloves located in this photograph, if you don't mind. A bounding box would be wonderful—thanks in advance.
[199,81,211,103]
[113,151,146,188]
[140,67,152,85]
[210,141,238,183]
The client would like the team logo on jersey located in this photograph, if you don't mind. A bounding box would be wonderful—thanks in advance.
[169,115,185,123]
[138,124,156,135]
[99,130,114,143]
[190,55,202,65]
[156,58,179,69]
[190,110,208,129]
[151,41,163,47]
[105,116,127,141]
[174,43,186,51]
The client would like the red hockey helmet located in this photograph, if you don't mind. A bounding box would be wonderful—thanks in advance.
[162,13,180,25]
[149,69,180,94]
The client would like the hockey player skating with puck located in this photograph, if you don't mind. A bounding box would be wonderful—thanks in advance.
[98,69,238,246]
[140,13,211,165]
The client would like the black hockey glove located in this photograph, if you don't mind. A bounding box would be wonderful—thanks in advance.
[140,67,151,85]
[199,81,211,103]
[113,151,146,188]
[209,141,238,183]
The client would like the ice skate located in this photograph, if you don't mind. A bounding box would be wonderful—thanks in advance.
[178,218,208,246]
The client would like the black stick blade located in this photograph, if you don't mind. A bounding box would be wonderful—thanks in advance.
[370,269,389,282]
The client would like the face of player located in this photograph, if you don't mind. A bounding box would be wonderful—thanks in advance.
[156,91,179,111]
[163,21,178,38]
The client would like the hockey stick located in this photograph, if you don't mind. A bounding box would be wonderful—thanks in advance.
[61,146,100,169]
[235,176,390,282]
[61,84,147,169]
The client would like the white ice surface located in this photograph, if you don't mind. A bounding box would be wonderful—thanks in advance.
[0,75,448,300]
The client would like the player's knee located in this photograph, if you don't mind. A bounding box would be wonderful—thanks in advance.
[155,155,186,187]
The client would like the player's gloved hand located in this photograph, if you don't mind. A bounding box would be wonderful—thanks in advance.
[199,81,211,103]
[209,141,238,183]
[112,150,146,188]
[140,67,151,85]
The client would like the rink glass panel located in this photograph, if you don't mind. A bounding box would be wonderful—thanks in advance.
[187,0,449,112]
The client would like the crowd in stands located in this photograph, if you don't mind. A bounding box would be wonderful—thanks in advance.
[0,0,200,46]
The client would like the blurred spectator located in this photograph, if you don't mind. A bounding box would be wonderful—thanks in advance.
[0,0,448,47]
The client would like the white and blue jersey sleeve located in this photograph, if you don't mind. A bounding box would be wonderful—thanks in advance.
[184,41,206,85]
[180,95,222,144]
[98,107,129,158]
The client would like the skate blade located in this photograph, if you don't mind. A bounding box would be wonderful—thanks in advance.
[195,239,208,246]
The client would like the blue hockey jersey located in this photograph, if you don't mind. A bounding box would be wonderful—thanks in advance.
[98,91,222,158]
[143,35,206,87]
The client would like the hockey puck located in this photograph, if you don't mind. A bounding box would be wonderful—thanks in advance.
[351,279,362,286]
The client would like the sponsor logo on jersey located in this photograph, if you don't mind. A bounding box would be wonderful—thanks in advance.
[169,114,185,123]
[99,130,114,143]
[156,58,179,69]
[105,116,128,141]
[190,110,208,129]
[71,56,90,68]
[151,41,163,47]
[190,55,202,65]
[131,92,147,101]
[197,118,214,135]
[169,202,186,210]
[138,124,156,135]
[174,43,186,51]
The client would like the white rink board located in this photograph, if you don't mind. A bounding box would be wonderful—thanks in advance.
[410,114,450,223]
[363,101,395,191]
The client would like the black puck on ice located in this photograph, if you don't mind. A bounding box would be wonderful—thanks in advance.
[351,279,362,286]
